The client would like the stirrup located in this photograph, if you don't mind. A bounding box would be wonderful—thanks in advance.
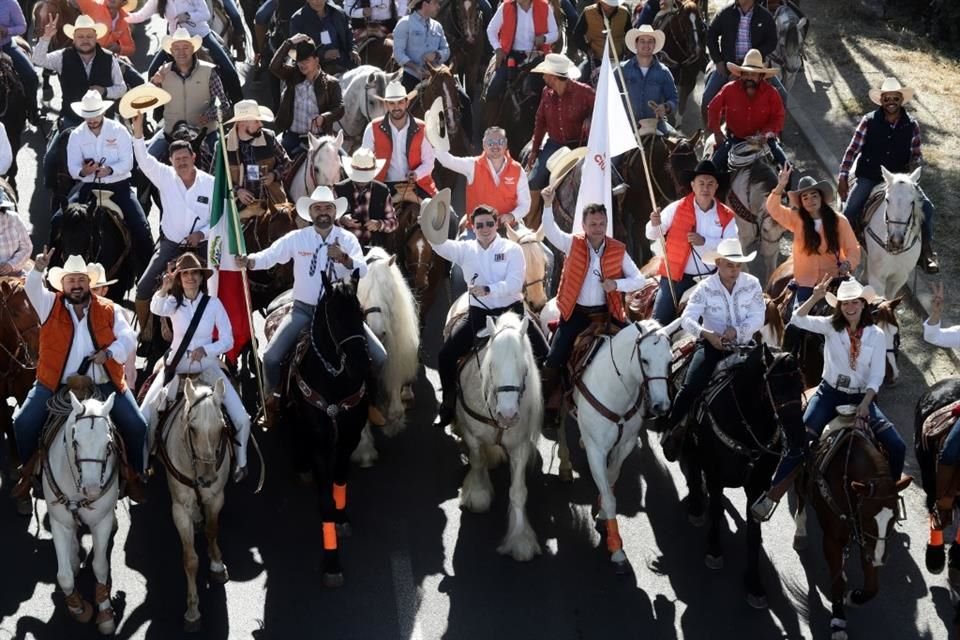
[750,494,779,523]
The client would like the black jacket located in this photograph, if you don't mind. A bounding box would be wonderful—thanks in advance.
[706,2,777,65]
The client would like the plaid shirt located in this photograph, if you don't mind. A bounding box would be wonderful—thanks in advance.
[231,134,291,201]
[291,78,321,135]
[339,181,397,245]
[0,211,32,272]
[532,80,595,154]
[735,7,753,62]
[839,112,923,179]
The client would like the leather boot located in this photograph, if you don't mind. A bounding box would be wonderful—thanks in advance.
[541,366,561,409]
[10,452,40,500]
[260,393,281,430]
[121,465,147,504]
[660,420,688,463]
[434,388,456,428]
[919,235,940,274]
[135,299,153,343]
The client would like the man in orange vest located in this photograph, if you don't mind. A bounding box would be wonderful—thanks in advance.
[484,0,559,100]
[539,186,648,398]
[361,80,438,198]
[12,250,148,502]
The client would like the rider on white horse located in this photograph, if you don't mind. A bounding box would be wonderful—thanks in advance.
[138,252,252,483]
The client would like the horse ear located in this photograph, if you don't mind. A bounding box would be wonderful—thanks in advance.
[69,391,83,415]
[889,296,903,309]
[387,254,396,267]
[367,71,378,85]
[505,223,519,242]
[880,166,894,184]
[895,476,912,492]
[308,132,320,150]
[909,166,922,185]
[183,377,196,403]
[335,129,344,149]
[320,270,333,299]
[535,224,546,243]
[798,16,808,37]
[389,70,402,83]
[101,392,115,415]
[351,268,360,288]
[520,315,529,334]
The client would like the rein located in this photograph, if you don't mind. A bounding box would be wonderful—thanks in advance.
[0,280,39,375]
[656,10,702,68]
[158,388,232,494]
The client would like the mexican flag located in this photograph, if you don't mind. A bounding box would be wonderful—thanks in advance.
[207,130,250,363]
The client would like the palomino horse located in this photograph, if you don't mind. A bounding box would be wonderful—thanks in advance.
[506,224,549,313]
[570,320,671,572]
[437,0,486,97]
[769,1,808,91]
[287,132,344,202]
[794,412,912,640]
[242,202,301,313]
[43,388,120,634]
[861,166,925,300]
[157,375,232,631]
[336,66,399,153]
[679,343,804,608]
[446,310,544,561]
[653,1,707,128]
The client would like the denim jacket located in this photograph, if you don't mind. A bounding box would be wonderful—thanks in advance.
[392,12,450,77]
[619,56,679,121]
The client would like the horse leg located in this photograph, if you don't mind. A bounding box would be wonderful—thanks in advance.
[793,492,809,551]
[556,399,573,483]
[460,429,493,513]
[332,416,364,538]
[704,478,725,569]
[89,512,116,634]
[847,552,880,607]
[744,482,768,609]
[681,450,707,526]
[51,518,93,624]
[171,497,202,630]
[584,436,628,572]
[204,490,229,584]
[497,440,540,561]
[350,423,379,468]
[313,425,345,588]
[825,534,849,640]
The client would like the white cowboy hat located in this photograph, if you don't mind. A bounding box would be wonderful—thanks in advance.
[418,188,453,245]
[48,255,100,291]
[295,185,348,222]
[162,27,203,54]
[546,145,587,186]
[531,54,581,80]
[377,80,416,102]
[63,15,108,40]
[119,84,171,119]
[826,278,877,307]
[341,147,385,183]
[226,99,275,124]
[424,97,449,154]
[625,25,665,54]
[703,238,757,265]
[727,49,780,78]
[71,89,114,119]
[869,77,914,106]
[88,262,118,288]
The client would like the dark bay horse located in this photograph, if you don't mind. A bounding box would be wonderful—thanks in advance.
[410,65,471,192]
[242,202,300,313]
[653,1,708,126]
[437,0,487,97]
[480,56,543,160]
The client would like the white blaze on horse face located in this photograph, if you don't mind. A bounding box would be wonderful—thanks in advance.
[462,1,474,39]
[885,325,900,383]
[441,82,459,135]
[872,507,894,566]
[641,330,672,416]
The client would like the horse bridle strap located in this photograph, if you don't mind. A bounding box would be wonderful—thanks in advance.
[294,368,366,417]
[157,392,233,491]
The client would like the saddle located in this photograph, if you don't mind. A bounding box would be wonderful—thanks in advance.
[920,400,960,522]
[566,317,621,391]
[627,279,659,321]
[392,183,422,205]
[692,349,754,423]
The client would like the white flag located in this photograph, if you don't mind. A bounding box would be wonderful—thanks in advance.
[573,39,639,235]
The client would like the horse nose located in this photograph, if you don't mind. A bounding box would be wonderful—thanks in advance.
[651,402,669,417]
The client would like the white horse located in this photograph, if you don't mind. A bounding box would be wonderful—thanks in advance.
[570,320,672,572]
[43,390,120,635]
[449,311,543,561]
[159,376,231,631]
[770,3,808,91]
[288,131,344,202]
[862,166,925,300]
[352,247,421,467]
[335,66,401,153]
[505,224,550,313]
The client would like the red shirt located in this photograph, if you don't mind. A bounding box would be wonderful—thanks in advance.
[532,80,595,154]
[707,79,784,139]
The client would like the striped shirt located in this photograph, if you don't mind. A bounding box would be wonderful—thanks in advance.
[735,7,753,62]
[838,113,923,180]
[291,78,321,135]
[0,210,32,271]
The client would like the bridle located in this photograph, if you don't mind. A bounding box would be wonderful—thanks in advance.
[866,191,921,255]
[338,76,380,141]
[311,290,367,378]
[403,223,434,291]
[656,8,702,69]
[516,234,547,298]
[183,389,230,490]
[303,137,338,195]
[0,279,39,375]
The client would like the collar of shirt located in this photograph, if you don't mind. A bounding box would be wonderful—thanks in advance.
[173,58,199,79]
[738,7,753,18]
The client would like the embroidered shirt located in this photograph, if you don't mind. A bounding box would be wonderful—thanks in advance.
[681,271,765,345]
[67,118,135,184]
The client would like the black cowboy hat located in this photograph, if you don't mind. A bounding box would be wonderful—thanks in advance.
[294,40,320,62]
[684,159,728,184]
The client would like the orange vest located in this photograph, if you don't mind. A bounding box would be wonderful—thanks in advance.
[557,235,627,322]
[499,0,553,54]
[465,154,523,227]
[371,116,438,195]
[659,193,736,281]
[37,295,126,392]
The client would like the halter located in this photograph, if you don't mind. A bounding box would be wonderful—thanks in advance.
[0,279,39,376]
[656,8,703,68]
[866,190,921,255]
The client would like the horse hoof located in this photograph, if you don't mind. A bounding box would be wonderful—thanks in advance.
[746,593,768,610]
[793,535,809,552]
[322,572,344,588]
[210,566,229,584]
[336,522,352,538]
[183,616,202,633]
[96,611,116,635]
[15,497,31,517]
[558,467,574,483]
[926,544,945,574]
[704,554,724,570]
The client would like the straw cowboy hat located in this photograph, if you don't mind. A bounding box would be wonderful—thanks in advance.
[119,84,171,119]
[88,262,118,289]
[63,15,108,40]
[226,99,275,124]
[418,188,453,245]
[378,80,416,103]
[869,77,914,106]
[173,252,213,278]
[625,25,665,55]
[341,148,385,183]
[48,255,101,291]
[788,175,836,207]
[546,146,588,186]
[727,49,780,78]
[71,90,114,119]
[703,238,757,265]
[295,185,348,222]
[637,117,662,137]
[162,27,202,54]
[424,97,449,154]
[531,54,581,80]
[826,278,877,307]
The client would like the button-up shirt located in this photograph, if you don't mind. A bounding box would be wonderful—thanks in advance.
[486,0,558,52]
[127,0,212,37]
[681,271,765,345]
[67,118,134,184]
[150,292,233,373]
[924,320,960,350]
[646,198,739,276]
[338,182,397,245]
[31,39,126,100]
[347,0,402,22]
[735,6,753,62]
[543,205,646,305]
[532,80,595,152]
[134,137,214,242]
[0,209,32,271]
[248,225,368,306]
[25,268,136,385]
[707,78,784,139]
[361,116,436,182]
[430,235,525,310]
[838,112,923,181]
[790,314,887,393]
[291,78,322,134]
[0,0,27,48]
[435,149,531,221]
[392,11,450,78]
[619,56,679,122]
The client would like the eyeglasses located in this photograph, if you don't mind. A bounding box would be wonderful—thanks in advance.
[484,139,507,147]
[475,220,497,229]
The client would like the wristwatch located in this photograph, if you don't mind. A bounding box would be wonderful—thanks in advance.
[105,348,113,361]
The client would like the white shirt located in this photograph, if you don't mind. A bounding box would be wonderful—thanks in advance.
[681,271,766,345]
[347,0,404,21]
[435,149,531,221]
[431,235,525,309]
[646,198,739,276]
[924,320,960,349]
[361,117,436,182]
[31,39,126,100]
[150,292,233,373]
[25,268,136,385]
[248,225,368,306]
[134,137,214,242]
[127,0,212,37]
[0,122,11,176]
[543,205,647,305]
[486,0,559,52]
[790,314,887,393]
[67,118,134,184]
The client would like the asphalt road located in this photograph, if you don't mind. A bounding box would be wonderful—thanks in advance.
[3,24,960,640]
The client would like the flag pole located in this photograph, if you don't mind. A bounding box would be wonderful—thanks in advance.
[603,20,678,309]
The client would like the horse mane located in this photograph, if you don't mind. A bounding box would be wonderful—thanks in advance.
[680,0,699,14]
[482,313,538,391]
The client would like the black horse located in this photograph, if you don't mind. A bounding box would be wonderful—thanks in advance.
[679,343,805,608]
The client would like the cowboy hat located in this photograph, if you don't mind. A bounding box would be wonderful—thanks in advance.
[290,38,319,62]
[119,84,171,119]
[295,185,349,222]
[637,117,662,137]
[424,97,449,154]
[63,15,108,40]
[418,188,453,245]
[703,238,757,265]
[625,25,665,55]
[162,27,202,54]
[683,159,727,184]
[826,278,877,307]
[48,255,100,291]
[546,145,587,186]
[531,53,581,80]
[173,251,214,277]
[869,77,914,106]
[122,0,138,12]
[377,80,416,102]
[341,147,385,183]
[727,49,780,78]
[226,99,275,124]
[71,89,114,119]
[88,262,118,289]
[788,175,836,207]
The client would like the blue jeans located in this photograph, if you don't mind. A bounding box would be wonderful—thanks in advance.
[222,0,245,37]
[712,136,788,174]
[255,0,276,25]
[529,139,568,190]
[281,130,307,157]
[702,68,788,115]
[147,35,243,103]
[941,418,960,465]
[843,176,935,240]
[668,339,727,427]
[652,273,701,325]
[2,41,38,110]
[14,382,148,474]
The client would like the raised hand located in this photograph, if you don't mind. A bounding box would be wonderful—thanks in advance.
[42,14,57,40]
[160,262,177,292]
[34,245,55,272]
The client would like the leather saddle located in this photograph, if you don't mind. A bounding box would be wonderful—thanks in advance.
[565,313,621,393]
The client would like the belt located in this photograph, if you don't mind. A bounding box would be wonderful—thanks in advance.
[827,381,865,395]
[575,304,608,314]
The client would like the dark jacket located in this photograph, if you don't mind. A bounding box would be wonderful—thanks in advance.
[706,2,777,65]
[289,1,355,67]
[270,39,346,134]
[61,46,115,109]
[856,108,916,182]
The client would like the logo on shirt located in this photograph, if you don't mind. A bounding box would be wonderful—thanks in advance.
[105,138,118,146]
[197,196,209,204]
[494,253,505,262]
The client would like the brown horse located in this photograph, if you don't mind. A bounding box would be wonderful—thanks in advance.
[32,0,78,51]
[354,23,397,71]
[410,64,470,193]
[437,0,486,97]
[653,1,708,127]
[242,202,302,313]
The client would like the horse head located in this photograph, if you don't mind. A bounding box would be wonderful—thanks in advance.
[880,166,923,252]
[657,1,703,66]
[871,296,902,386]
[482,312,536,425]
[422,64,464,145]
[632,319,673,416]
[450,0,483,45]
[182,377,226,488]
[773,6,807,85]
[314,270,368,381]
[361,67,396,122]
[667,131,702,196]
[505,224,548,313]
[58,201,101,263]
[66,390,117,500]
[403,221,434,294]
[307,132,344,187]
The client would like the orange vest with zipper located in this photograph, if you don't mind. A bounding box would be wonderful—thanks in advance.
[556,235,626,322]
[499,0,553,54]
[465,154,523,227]
[659,193,736,281]
[370,116,438,195]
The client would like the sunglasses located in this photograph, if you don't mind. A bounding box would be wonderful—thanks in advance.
[484,139,507,147]
[475,220,497,229]
[881,95,902,103]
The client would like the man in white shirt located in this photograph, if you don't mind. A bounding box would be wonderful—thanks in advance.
[347,0,403,30]
[660,237,766,462]
[131,111,213,342]
[485,0,559,100]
